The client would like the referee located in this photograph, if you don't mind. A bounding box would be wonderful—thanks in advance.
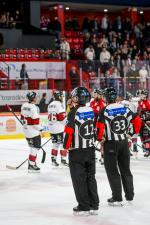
[96,87,142,206]
[63,87,99,216]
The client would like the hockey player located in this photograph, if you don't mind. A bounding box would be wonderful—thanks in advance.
[121,92,138,158]
[21,91,43,172]
[63,87,99,216]
[90,88,105,123]
[47,90,67,166]
[96,87,142,206]
[90,88,105,164]
[138,90,150,157]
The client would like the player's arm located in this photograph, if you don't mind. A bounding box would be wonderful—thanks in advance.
[130,113,142,134]
[63,108,76,150]
[96,109,105,141]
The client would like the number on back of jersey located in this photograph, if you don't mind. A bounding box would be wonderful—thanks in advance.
[48,112,57,121]
[79,120,94,140]
[111,116,128,135]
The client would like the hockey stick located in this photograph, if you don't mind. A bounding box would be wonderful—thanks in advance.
[143,122,150,132]
[6,104,46,163]
[6,137,51,170]
[6,159,28,170]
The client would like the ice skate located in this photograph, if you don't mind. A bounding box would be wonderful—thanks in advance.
[89,207,99,215]
[107,198,123,207]
[73,206,90,216]
[99,158,104,165]
[144,151,150,157]
[61,159,69,167]
[51,157,59,167]
[28,163,40,173]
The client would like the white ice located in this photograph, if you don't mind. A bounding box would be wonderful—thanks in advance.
[0,138,150,225]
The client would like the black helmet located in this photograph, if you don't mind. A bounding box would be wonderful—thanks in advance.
[126,92,133,100]
[26,91,36,102]
[93,88,98,94]
[97,88,103,96]
[141,89,148,98]
[71,87,91,105]
[53,90,63,100]
[136,89,142,97]
[93,88,103,95]
[105,87,117,103]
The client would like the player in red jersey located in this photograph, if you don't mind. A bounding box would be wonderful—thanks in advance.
[137,90,150,157]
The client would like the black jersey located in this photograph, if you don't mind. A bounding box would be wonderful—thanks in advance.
[63,105,95,150]
[96,103,142,141]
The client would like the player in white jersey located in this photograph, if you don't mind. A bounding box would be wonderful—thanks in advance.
[47,90,67,167]
[21,91,43,172]
[121,92,137,113]
[121,92,138,158]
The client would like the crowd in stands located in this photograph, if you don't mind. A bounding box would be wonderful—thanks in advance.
[0,10,22,28]
[0,13,150,95]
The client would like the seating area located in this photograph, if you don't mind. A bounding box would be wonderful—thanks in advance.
[65,31,84,56]
[0,48,61,60]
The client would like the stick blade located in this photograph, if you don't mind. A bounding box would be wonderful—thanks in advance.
[6,165,17,170]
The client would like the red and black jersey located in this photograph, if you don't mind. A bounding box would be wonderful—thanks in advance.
[138,99,150,113]
[90,98,105,114]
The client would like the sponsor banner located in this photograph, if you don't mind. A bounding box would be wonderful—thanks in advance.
[0,114,50,139]
[0,90,53,106]
[0,61,66,80]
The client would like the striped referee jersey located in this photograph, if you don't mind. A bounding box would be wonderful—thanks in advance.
[96,103,142,141]
[63,106,95,150]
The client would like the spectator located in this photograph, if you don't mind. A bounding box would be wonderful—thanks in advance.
[84,45,95,61]
[94,42,101,60]
[82,17,91,33]
[69,66,80,89]
[139,65,148,90]
[39,93,47,113]
[127,63,139,94]
[60,37,70,60]
[0,13,7,27]
[91,17,99,36]
[101,14,109,34]
[20,63,29,89]
[53,17,61,42]
[100,47,111,75]
[113,16,123,33]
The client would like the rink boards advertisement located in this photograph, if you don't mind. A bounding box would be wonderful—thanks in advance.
[0,61,66,79]
[0,90,53,106]
[0,113,50,139]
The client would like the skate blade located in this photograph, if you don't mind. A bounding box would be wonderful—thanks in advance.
[28,170,40,173]
[51,165,59,169]
[127,201,133,205]
[73,211,90,216]
[89,210,99,215]
[108,202,123,207]
[59,164,69,168]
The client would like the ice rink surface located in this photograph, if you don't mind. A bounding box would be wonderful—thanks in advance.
[0,138,150,225]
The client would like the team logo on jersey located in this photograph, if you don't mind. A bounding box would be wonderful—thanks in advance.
[77,111,94,120]
[106,107,127,116]
[111,115,128,135]
[79,120,94,140]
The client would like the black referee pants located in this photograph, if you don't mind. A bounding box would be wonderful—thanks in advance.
[104,140,134,201]
[69,147,99,211]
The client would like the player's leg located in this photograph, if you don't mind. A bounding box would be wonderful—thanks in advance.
[27,135,41,172]
[51,134,59,166]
